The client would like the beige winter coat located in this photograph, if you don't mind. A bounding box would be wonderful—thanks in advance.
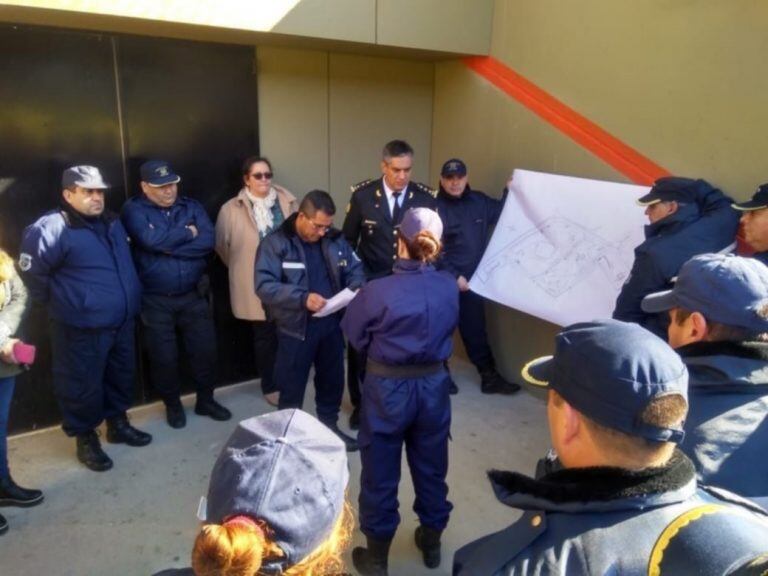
[215,185,298,320]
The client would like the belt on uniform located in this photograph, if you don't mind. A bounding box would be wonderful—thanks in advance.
[366,358,444,379]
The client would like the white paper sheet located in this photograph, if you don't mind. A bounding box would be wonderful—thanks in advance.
[469,169,649,326]
[312,287,358,318]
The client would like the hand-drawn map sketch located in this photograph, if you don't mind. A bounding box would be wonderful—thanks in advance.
[470,170,649,326]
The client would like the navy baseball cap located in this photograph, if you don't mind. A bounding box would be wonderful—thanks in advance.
[732,183,768,211]
[440,158,467,177]
[61,165,109,189]
[522,319,688,443]
[140,160,181,186]
[641,254,768,333]
[399,207,444,242]
[205,409,348,571]
[637,176,699,206]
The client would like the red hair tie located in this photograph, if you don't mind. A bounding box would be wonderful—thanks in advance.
[223,515,262,535]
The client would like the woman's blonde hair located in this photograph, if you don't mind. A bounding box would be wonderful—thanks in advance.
[191,500,354,576]
[0,250,15,283]
[403,230,442,263]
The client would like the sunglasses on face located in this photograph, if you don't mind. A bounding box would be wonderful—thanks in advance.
[249,172,273,181]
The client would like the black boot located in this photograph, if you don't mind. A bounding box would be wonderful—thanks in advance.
[480,369,521,395]
[415,525,442,569]
[0,476,44,507]
[194,397,232,421]
[0,512,7,535]
[324,422,359,452]
[352,536,391,576]
[76,431,113,472]
[106,416,152,447]
[165,401,186,429]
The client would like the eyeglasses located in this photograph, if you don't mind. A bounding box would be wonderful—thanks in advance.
[304,217,332,232]
[249,172,273,180]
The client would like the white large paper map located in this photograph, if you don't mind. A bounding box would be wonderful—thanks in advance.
[469,169,649,326]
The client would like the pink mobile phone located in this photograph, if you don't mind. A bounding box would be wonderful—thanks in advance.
[12,342,36,365]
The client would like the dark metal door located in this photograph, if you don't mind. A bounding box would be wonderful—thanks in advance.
[0,24,259,433]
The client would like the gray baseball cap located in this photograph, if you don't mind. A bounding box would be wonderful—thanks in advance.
[61,165,109,189]
[399,207,444,242]
[205,409,348,571]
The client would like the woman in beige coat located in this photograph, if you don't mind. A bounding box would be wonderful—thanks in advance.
[215,157,298,405]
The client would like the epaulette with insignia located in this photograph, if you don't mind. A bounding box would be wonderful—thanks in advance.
[413,182,438,198]
[351,179,375,193]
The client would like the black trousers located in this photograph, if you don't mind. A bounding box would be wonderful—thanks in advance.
[140,292,217,405]
[50,319,135,436]
[346,343,365,408]
[458,290,495,373]
[253,320,278,394]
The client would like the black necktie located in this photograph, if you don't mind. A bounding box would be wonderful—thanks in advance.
[392,191,402,223]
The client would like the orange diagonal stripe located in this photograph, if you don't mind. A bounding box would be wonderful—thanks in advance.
[464,56,670,185]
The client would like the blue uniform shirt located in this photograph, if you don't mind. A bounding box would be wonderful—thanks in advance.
[121,195,214,295]
[436,185,505,279]
[341,259,459,365]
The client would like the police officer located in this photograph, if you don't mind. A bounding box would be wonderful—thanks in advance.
[342,208,459,576]
[732,183,768,264]
[613,177,739,337]
[453,319,768,575]
[342,139,437,428]
[256,190,364,451]
[641,254,768,507]
[121,160,231,429]
[19,166,151,472]
[436,158,519,395]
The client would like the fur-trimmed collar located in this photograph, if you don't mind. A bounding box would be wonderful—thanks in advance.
[489,449,695,506]
[676,340,768,362]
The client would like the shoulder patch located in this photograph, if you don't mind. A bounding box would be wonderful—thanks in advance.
[18,253,32,272]
[351,179,375,193]
[413,181,437,198]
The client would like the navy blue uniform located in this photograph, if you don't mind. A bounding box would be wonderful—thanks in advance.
[342,178,437,410]
[256,214,364,425]
[453,451,768,575]
[613,181,738,336]
[437,185,505,373]
[20,204,141,435]
[341,259,459,540]
[121,195,218,405]
[677,340,768,507]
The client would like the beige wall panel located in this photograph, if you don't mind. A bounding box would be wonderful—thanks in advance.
[377,0,493,54]
[328,54,434,210]
[490,0,768,199]
[257,47,329,197]
[432,61,625,376]
[270,0,375,43]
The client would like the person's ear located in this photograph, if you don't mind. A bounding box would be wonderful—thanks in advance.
[380,160,388,175]
[689,311,709,341]
[560,400,581,446]
[667,200,679,215]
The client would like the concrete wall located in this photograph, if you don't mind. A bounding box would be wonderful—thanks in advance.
[258,46,434,212]
[431,0,768,380]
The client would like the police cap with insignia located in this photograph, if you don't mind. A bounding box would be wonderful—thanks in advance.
[440,158,467,177]
[140,160,181,187]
